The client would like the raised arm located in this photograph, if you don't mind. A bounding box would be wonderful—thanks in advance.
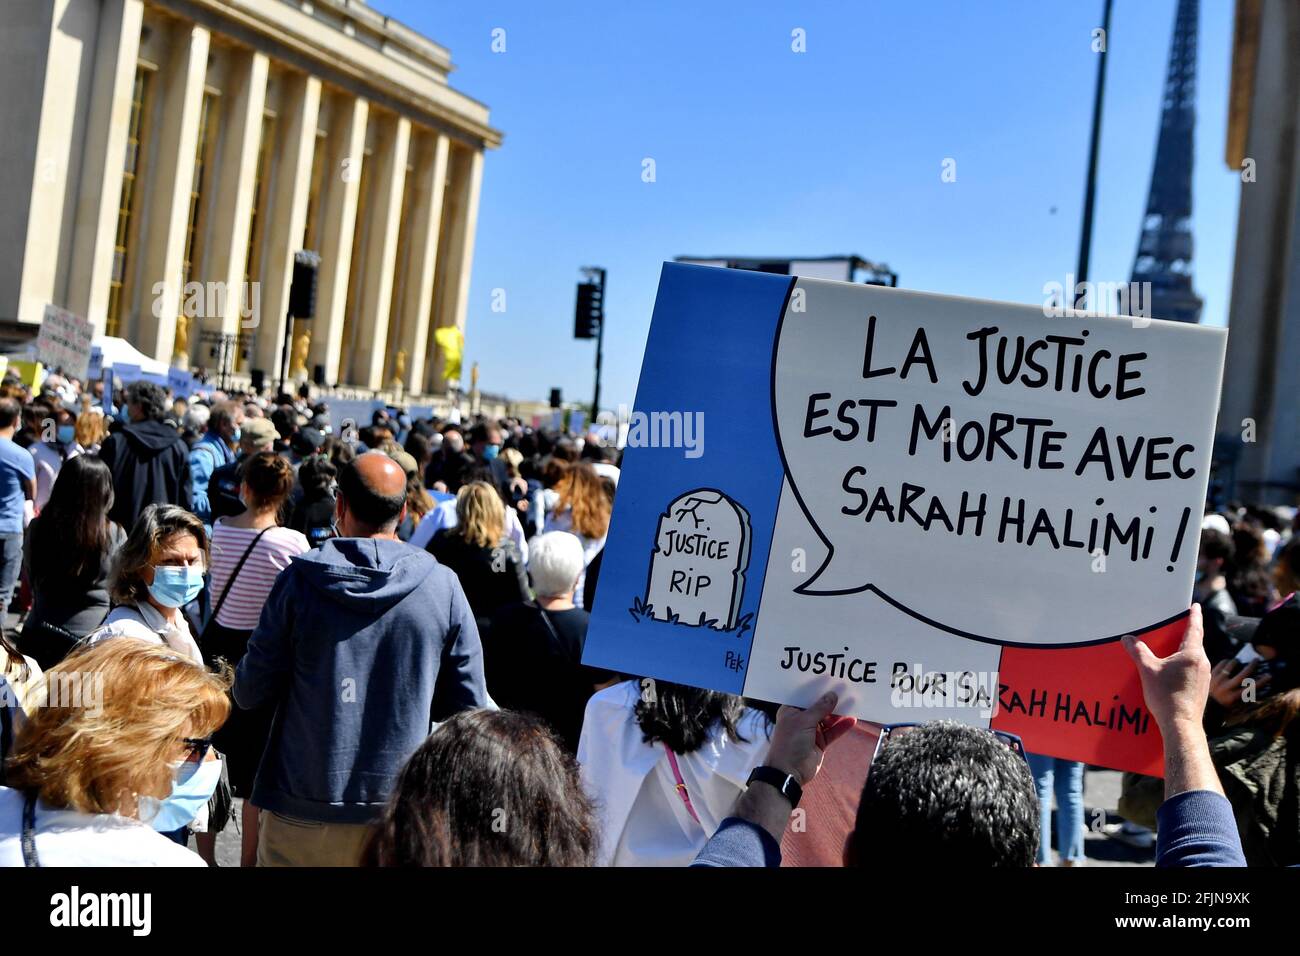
[693,691,856,867]
[1122,604,1247,867]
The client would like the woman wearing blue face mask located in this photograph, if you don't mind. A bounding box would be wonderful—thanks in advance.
[29,407,83,513]
[0,638,229,867]
[91,504,208,666]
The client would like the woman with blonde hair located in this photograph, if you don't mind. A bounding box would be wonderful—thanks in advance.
[546,462,611,608]
[427,481,528,637]
[0,638,229,866]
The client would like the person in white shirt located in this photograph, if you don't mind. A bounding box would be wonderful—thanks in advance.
[0,638,229,866]
[29,406,83,512]
[409,490,529,562]
[578,678,772,866]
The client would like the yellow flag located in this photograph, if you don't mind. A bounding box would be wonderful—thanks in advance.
[433,326,463,383]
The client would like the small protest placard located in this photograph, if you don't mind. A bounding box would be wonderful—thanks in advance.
[111,363,142,385]
[37,305,94,380]
[168,367,195,398]
[583,263,1228,775]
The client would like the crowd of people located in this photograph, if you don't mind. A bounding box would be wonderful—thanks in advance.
[0,368,1294,868]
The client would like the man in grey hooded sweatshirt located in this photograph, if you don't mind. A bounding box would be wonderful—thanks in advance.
[234,452,488,866]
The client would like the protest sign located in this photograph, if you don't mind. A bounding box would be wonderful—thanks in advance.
[326,398,385,438]
[168,367,196,398]
[583,263,1228,775]
[9,360,46,390]
[36,305,94,379]
[111,363,143,385]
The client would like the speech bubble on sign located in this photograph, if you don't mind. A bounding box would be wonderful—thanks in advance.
[772,278,1227,647]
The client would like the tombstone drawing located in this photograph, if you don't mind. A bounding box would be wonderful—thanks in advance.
[644,489,751,630]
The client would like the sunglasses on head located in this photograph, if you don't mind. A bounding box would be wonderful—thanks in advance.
[872,722,1028,764]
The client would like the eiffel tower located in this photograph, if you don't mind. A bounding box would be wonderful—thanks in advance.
[1130,0,1203,324]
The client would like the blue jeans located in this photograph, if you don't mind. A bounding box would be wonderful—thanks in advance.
[1026,752,1085,864]
[0,532,23,618]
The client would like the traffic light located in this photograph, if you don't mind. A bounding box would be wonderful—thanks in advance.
[575,281,602,339]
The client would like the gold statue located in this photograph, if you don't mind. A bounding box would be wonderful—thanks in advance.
[289,327,311,379]
[173,316,189,363]
[390,349,408,390]
[471,361,479,391]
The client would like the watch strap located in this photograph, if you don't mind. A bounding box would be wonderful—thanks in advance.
[746,765,802,808]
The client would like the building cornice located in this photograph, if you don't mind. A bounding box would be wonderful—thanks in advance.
[150,0,503,150]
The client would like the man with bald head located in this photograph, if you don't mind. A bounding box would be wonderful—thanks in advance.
[234,451,488,866]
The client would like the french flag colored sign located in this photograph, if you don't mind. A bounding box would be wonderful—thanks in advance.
[584,263,1227,775]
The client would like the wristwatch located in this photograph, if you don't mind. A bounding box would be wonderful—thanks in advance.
[746,766,802,808]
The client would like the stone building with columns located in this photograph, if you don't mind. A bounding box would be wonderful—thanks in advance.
[0,0,500,395]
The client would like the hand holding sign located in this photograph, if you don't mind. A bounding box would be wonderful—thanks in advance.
[1121,604,1211,735]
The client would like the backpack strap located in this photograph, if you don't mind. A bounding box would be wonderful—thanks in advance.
[0,697,13,787]
[21,790,41,868]
[209,526,272,623]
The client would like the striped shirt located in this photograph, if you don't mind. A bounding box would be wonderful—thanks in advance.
[209,522,310,630]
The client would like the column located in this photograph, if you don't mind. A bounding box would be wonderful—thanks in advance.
[66,0,144,334]
[428,145,484,393]
[348,113,410,390]
[1,0,129,326]
[390,131,448,395]
[308,94,368,384]
[254,73,321,378]
[133,20,210,362]
[199,49,268,356]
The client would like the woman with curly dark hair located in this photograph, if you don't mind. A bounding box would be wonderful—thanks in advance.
[362,709,596,866]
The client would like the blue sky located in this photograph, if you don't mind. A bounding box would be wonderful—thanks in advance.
[375,0,1241,411]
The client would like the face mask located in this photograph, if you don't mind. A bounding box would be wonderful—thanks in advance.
[56,425,75,445]
[140,757,223,832]
[483,444,501,461]
[149,565,205,608]
[231,427,242,443]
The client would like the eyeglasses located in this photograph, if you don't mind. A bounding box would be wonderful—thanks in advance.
[872,723,1028,765]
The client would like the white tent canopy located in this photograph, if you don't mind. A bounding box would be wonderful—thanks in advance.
[91,336,169,375]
